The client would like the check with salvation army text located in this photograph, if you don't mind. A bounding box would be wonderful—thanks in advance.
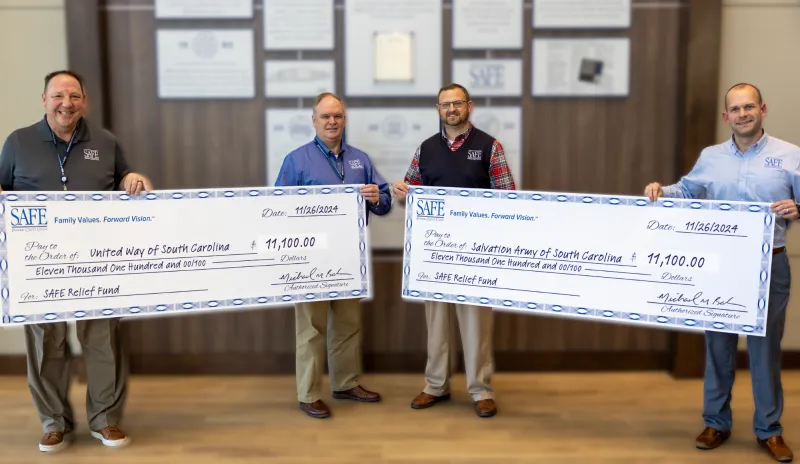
[401,187,776,336]
[0,185,370,325]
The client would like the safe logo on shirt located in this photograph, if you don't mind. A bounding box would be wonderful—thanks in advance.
[83,149,99,161]
[467,150,483,161]
[764,157,783,168]
[348,159,363,169]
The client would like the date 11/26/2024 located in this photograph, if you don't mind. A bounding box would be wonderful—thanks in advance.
[647,219,740,235]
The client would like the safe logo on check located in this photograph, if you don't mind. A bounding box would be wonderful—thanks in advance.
[416,199,445,221]
[9,206,48,231]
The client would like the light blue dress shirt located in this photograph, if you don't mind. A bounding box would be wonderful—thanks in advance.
[274,136,392,218]
[662,131,800,247]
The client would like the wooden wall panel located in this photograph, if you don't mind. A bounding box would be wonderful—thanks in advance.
[56,0,721,374]
[670,0,723,379]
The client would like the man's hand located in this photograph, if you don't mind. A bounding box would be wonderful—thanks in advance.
[644,182,663,202]
[121,173,153,195]
[393,180,409,202]
[771,199,799,221]
[360,184,380,205]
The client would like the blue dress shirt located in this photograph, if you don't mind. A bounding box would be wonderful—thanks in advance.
[662,131,800,247]
[274,136,392,217]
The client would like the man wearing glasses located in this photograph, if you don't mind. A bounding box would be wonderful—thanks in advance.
[392,83,516,418]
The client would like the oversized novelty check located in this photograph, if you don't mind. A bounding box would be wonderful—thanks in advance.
[0,185,370,325]
[402,187,776,336]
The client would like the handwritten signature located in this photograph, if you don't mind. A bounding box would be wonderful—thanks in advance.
[655,291,745,309]
[278,267,352,283]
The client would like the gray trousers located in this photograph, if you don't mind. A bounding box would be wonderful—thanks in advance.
[24,319,128,433]
[703,250,790,439]
[423,301,494,401]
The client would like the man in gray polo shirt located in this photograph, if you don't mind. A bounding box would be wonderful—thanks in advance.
[0,70,152,453]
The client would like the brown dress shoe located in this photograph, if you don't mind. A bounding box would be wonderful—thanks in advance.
[299,399,331,418]
[695,426,731,450]
[39,431,71,453]
[758,436,794,462]
[91,426,130,448]
[474,399,497,418]
[410,392,451,409]
[332,385,381,402]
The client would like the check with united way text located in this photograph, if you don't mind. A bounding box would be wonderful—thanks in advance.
[0,185,370,325]
[402,187,776,336]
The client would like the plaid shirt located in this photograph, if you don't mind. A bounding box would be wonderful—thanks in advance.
[403,123,516,190]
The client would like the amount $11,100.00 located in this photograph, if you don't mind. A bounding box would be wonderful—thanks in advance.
[255,233,328,253]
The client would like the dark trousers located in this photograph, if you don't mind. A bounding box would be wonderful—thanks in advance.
[702,250,790,439]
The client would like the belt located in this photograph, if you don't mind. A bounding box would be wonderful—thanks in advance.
[774,246,785,254]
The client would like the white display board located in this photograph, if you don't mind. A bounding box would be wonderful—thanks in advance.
[451,59,523,97]
[264,0,334,50]
[346,107,522,248]
[533,0,631,28]
[265,60,335,98]
[265,109,315,185]
[339,108,433,248]
[532,38,629,97]
[155,0,253,18]
[156,29,255,99]
[344,0,442,96]
[469,106,523,187]
[453,0,523,49]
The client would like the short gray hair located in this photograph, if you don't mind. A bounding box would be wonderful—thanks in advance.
[312,92,346,114]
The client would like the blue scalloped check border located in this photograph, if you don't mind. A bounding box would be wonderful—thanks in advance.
[0,185,370,325]
[401,187,775,336]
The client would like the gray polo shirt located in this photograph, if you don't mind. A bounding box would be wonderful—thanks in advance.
[0,117,131,192]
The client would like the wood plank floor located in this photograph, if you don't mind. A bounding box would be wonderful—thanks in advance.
[0,371,799,463]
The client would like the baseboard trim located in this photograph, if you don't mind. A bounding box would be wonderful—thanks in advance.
[0,351,666,375]
[129,351,671,374]
[4,351,796,375]
[0,355,85,379]
[737,351,800,369]
[0,355,26,375]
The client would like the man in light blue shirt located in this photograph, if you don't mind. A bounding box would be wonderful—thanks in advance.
[275,92,391,419]
[645,83,800,463]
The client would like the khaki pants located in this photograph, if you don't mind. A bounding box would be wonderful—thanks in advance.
[24,319,128,433]
[423,301,494,401]
[295,299,362,403]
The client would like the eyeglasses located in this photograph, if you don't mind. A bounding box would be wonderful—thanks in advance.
[437,100,468,109]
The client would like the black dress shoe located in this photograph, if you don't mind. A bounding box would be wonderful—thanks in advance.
[299,399,330,418]
[332,385,381,402]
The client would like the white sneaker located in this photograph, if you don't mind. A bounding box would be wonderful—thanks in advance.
[90,426,131,448]
[39,431,72,453]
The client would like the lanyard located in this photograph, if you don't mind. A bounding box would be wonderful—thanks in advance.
[47,118,79,191]
[313,138,345,183]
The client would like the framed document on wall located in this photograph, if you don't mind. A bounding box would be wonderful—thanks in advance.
[156,29,255,99]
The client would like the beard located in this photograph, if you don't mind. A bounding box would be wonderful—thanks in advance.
[442,109,470,127]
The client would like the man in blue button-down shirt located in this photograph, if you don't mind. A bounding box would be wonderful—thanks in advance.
[274,92,391,419]
[645,83,800,462]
